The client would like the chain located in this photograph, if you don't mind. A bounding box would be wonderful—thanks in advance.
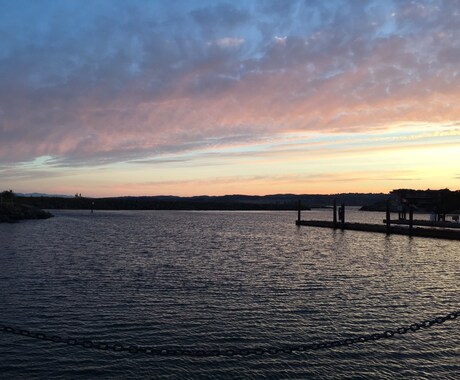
[1,310,459,357]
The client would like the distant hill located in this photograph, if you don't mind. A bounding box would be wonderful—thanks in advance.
[17,193,388,211]
[16,192,74,198]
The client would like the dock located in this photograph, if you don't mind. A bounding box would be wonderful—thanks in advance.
[382,219,460,229]
[296,200,460,240]
[296,220,460,240]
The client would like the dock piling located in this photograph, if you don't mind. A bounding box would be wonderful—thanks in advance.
[409,206,414,235]
[333,199,337,228]
[296,199,301,226]
[386,200,391,235]
[340,204,345,230]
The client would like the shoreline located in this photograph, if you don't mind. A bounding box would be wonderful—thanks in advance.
[0,203,53,223]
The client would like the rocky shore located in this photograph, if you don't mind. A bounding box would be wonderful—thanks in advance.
[0,203,53,223]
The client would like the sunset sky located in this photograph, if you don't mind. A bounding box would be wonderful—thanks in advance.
[1,0,459,197]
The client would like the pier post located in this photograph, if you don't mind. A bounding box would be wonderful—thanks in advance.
[409,205,414,236]
[333,199,337,228]
[340,204,345,230]
[296,199,301,226]
[91,201,94,214]
[399,206,407,220]
[386,200,391,235]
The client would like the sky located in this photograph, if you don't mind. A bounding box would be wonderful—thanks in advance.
[1,0,459,197]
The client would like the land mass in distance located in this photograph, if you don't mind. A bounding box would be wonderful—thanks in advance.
[15,193,388,211]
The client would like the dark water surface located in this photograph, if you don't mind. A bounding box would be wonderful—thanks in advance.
[0,209,459,379]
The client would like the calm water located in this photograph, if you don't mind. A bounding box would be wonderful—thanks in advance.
[0,209,459,379]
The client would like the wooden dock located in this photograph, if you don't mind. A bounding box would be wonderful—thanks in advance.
[295,201,460,240]
[296,220,460,240]
[383,219,460,229]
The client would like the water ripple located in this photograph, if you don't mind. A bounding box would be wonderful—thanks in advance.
[1,209,459,379]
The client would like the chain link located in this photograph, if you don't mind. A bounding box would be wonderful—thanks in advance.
[1,310,459,357]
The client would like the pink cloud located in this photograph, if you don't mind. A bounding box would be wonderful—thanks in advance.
[1,0,460,169]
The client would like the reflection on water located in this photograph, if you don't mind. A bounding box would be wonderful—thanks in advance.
[0,209,459,379]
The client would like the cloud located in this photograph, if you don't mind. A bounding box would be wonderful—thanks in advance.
[103,169,422,193]
[209,37,245,48]
[191,2,250,30]
[0,0,460,168]
[0,167,61,181]
[273,36,287,45]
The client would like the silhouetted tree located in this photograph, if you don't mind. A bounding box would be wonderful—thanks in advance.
[0,190,15,205]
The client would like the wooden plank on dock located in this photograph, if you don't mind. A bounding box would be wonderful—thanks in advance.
[383,219,460,229]
[296,220,460,240]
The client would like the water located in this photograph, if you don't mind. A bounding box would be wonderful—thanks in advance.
[0,209,458,379]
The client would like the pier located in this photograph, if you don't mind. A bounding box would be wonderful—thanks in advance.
[296,201,460,240]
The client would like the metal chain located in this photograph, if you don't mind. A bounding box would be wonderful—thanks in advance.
[1,310,459,357]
